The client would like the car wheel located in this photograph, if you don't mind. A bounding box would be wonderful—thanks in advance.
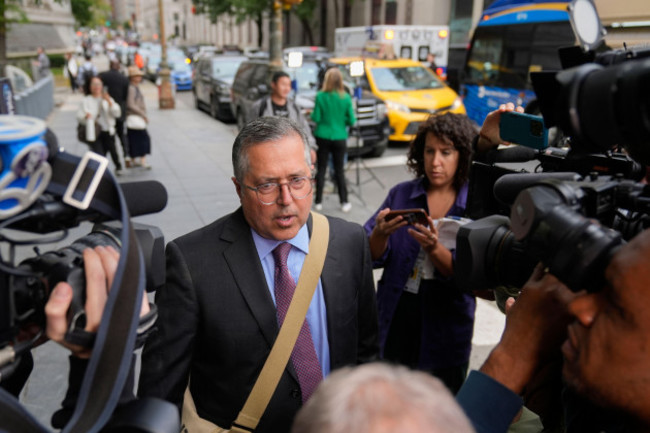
[236,109,246,131]
[210,96,219,119]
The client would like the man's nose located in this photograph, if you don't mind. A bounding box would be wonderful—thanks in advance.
[567,293,601,327]
[277,183,293,205]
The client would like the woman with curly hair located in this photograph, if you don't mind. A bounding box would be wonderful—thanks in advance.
[364,112,477,393]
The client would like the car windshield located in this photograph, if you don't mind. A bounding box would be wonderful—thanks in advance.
[369,66,444,91]
[172,62,191,73]
[212,59,245,78]
[291,61,321,92]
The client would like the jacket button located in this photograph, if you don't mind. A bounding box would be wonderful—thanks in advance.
[291,389,301,399]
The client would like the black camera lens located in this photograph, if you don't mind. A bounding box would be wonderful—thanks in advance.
[530,119,544,137]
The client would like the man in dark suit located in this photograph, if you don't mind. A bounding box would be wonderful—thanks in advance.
[139,117,379,432]
[99,60,130,170]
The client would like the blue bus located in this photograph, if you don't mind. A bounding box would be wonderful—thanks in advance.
[461,0,577,126]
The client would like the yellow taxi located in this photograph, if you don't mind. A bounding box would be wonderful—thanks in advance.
[330,57,465,143]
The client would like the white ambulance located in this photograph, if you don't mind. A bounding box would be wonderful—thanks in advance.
[335,25,450,74]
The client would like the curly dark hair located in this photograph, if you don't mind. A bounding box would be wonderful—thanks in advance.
[406,112,477,191]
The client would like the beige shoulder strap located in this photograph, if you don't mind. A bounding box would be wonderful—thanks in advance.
[182,212,330,433]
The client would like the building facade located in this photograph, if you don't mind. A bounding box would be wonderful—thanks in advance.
[125,0,649,54]
[7,0,76,55]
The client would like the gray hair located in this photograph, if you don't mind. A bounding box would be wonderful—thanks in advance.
[291,363,476,433]
[232,116,312,181]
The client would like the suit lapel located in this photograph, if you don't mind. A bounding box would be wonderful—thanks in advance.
[221,209,300,384]
[222,209,279,349]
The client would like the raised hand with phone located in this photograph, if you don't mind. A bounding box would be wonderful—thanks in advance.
[363,113,478,394]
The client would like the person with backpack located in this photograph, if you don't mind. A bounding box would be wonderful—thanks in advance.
[249,71,316,157]
[77,54,98,91]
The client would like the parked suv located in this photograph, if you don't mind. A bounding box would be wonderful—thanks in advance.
[193,54,248,121]
[230,57,389,157]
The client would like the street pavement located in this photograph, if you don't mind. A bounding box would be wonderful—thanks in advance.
[17,68,505,427]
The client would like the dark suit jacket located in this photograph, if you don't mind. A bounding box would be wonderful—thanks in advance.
[98,69,129,120]
[139,209,379,432]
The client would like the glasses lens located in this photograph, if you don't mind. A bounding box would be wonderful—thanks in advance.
[255,178,313,205]
[289,177,312,200]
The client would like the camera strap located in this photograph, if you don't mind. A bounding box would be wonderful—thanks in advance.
[0,150,146,433]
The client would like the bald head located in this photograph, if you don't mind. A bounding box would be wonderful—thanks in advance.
[292,363,475,433]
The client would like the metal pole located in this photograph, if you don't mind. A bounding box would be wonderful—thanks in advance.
[269,1,283,74]
[158,0,175,109]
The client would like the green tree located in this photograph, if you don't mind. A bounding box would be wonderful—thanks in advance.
[71,0,112,28]
[0,0,29,71]
[192,0,270,47]
[292,0,316,45]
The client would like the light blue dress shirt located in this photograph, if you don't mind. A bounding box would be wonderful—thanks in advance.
[251,224,331,377]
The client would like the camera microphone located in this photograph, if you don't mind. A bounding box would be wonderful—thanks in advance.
[120,180,168,217]
[4,180,168,233]
[481,146,538,164]
[493,172,581,205]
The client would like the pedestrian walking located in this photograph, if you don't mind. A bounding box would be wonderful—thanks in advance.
[311,68,355,213]
[77,54,98,92]
[64,52,78,93]
[133,51,145,70]
[125,66,151,169]
[426,53,439,76]
[33,47,51,80]
[99,60,130,167]
[77,76,124,174]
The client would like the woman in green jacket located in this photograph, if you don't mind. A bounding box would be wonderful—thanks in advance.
[311,67,356,213]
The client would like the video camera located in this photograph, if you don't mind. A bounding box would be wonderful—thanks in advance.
[0,116,177,432]
[457,0,650,296]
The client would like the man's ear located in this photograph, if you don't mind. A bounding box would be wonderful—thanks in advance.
[232,177,242,199]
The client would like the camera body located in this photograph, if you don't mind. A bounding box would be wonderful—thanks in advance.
[457,41,650,295]
[7,222,164,344]
[455,175,648,293]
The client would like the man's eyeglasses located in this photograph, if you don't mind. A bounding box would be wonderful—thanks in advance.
[243,176,313,205]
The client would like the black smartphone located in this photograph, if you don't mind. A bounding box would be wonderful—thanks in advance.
[385,208,429,226]
[499,111,549,149]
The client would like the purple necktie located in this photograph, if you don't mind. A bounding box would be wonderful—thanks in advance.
[272,242,323,403]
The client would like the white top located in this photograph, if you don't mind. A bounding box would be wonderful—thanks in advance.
[77,95,121,135]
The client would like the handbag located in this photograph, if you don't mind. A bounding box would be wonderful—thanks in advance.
[126,114,147,130]
[77,120,100,144]
[181,212,330,433]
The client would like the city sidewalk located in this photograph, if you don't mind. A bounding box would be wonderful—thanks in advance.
[18,75,505,427]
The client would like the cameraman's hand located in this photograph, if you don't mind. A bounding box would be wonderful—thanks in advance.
[477,103,524,152]
[45,246,150,358]
[480,264,576,394]
[369,208,408,260]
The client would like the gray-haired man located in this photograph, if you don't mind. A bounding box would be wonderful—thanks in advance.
[139,117,378,433]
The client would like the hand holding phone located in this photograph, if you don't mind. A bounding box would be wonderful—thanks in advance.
[384,208,429,227]
[499,111,549,149]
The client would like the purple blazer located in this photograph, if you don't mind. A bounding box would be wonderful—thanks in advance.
[364,178,476,370]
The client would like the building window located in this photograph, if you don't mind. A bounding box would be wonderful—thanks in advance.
[385,0,397,25]
[449,0,473,45]
[371,0,381,25]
